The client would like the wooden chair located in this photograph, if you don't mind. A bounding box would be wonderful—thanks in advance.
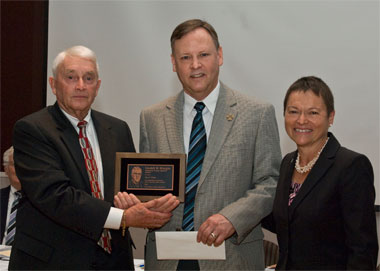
[263,239,279,268]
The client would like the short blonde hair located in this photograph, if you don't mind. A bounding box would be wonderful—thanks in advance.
[171,19,220,53]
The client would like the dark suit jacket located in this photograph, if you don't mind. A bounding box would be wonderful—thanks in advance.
[9,103,136,270]
[265,133,378,270]
[0,186,10,242]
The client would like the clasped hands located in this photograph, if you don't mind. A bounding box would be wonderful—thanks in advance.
[114,192,179,229]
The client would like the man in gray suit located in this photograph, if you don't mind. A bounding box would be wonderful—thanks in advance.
[140,19,282,270]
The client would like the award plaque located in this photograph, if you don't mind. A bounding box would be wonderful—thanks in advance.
[114,153,186,202]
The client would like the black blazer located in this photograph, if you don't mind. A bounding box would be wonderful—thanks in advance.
[264,133,378,270]
[0,186,10,242]
[9,103,136,270]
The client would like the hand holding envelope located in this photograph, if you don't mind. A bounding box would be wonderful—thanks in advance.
[197,214,236,247]
[156,232,226,260]
[155,213,234,260]
[114,192,231,259]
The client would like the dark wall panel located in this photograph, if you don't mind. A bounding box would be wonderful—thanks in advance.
[1,0,48,169]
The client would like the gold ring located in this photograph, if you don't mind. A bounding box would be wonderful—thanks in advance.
[210,232,216,239]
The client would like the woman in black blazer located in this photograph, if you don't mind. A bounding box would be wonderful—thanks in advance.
[263,76,378,270]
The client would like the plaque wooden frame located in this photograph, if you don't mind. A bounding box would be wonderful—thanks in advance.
[114,152,186,202]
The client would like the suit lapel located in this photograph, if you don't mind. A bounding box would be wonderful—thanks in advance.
[50,103,91,192]
[288,134,339,218]
[164,92,185,154]
[198,84,237,188]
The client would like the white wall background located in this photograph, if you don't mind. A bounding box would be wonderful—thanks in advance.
[48,0,379,205]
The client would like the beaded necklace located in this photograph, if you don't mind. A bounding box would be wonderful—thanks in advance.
[295,137,329,174]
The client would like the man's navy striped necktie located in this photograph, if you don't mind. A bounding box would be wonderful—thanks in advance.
[5,191,21,245]
[182,102,207,231]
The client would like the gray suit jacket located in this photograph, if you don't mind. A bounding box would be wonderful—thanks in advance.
[140,83,282,270]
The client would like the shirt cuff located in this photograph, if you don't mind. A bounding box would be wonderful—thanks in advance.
[104,207,124,229]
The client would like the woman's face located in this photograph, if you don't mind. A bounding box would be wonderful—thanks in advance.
[285,90,334,150]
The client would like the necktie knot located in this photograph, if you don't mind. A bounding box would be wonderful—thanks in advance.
[14,191,21,199]
[77,120,87,129]
[194,102,205,113]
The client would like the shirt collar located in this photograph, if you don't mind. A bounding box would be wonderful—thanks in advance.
[60,107,92,128]
[10,185,18,194]
[184,81,220,116]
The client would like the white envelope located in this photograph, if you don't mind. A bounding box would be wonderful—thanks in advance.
[155,231,226,260]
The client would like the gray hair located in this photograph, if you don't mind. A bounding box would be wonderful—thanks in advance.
[3,146,14,166]
[52,45,99,78]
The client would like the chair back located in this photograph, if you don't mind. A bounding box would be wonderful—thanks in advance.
[263,239,279,267]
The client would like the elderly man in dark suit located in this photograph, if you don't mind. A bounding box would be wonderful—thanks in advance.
[9,45,179,270]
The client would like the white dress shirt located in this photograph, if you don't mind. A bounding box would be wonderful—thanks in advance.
[183,81,220,155]
[61,109,123,229]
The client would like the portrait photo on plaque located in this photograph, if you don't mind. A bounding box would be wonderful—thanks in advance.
[115,153,186,202]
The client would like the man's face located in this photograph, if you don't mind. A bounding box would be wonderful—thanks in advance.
[5,153,21,191]
[131,167,142,183]
[171,28,223,101]
[49,55,101,120]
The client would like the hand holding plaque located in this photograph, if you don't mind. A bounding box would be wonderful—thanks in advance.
[116,193,180,229]
[114,192,141,209]
[147,193,180,213]
[114,192,179,213]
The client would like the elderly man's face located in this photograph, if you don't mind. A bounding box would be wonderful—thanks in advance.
[171,27,223,101]
[49,56,101,120]
[5,153,21,191]
[131,167,142,183]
